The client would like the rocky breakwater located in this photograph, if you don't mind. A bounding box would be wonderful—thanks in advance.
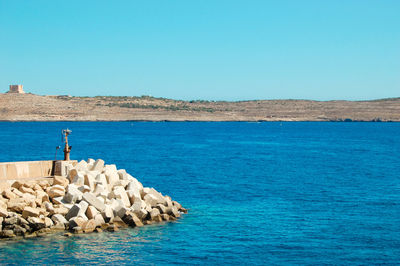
[0,159,187,239]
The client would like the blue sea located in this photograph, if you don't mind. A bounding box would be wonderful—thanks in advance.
[0,122,399,265]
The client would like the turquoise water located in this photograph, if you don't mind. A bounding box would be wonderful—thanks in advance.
[0,122,399,265]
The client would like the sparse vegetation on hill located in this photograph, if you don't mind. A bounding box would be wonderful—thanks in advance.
[0,93,399,121]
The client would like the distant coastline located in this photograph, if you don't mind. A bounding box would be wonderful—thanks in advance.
[1,93,399,122]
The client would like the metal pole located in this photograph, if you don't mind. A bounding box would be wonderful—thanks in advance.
[62,129,72,161]
[55,146,60,160]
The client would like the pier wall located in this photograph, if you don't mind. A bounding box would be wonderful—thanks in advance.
[0,160,77,191]
[0,161,54,181]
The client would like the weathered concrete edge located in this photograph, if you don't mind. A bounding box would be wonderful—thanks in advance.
[0,160,77,181]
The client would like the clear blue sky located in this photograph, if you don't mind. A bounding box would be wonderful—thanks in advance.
[0,0,399,101]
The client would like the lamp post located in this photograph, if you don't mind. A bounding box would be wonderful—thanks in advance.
[55,146,61,160]
[62,129,72,161]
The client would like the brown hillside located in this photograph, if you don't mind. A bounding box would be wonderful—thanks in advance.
[0,93,399,121]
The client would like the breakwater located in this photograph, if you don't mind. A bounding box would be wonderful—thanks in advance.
[0,159,186,238]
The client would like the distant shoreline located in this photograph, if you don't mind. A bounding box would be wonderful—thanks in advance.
[0,120,397,123]
[1,93,399,122]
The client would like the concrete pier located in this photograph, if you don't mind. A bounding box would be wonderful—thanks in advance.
[0,158,187,239]
[0,161,54,180]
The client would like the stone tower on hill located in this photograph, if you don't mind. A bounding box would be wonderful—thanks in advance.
[8,85,25,94]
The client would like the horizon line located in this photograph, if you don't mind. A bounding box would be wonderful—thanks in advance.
[2,92,399,103]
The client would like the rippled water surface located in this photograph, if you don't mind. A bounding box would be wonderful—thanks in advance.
[0,122,399,265]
